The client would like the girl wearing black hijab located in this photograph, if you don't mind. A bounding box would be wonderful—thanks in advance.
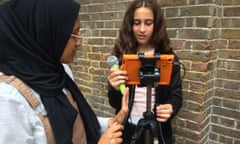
[0,0,128,144]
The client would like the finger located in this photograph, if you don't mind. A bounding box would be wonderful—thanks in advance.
[160,104,173,110]
[115,79,126,85]
[122,87,129,107]
[157,105,173,114]
[156,117,168,122]
[156,113,171,122]
[111,138,123,144]
[156,109,171,118]
[109,123,124,132]
[114,75,124,81]
[108,69,120,79]
[157,109,171,114]
[123,87,129,96]
[121,88,129,117]
[110,138,123,144]
[119,76,128,81]
[109,69,124,76]
[108,76,125,90]
[111,131,123,138]
[112,70,128,79]
[158,113,171,118]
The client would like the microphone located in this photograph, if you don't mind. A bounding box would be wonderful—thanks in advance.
[107,55,126,95]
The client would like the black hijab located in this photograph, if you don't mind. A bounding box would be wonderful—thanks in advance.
[0,0,100,143]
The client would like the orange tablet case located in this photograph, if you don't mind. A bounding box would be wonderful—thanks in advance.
[121,54,174,85]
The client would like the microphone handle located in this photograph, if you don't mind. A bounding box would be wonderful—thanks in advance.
[111,64,125,95]
[119,84,126,95]
[111,64,119,69]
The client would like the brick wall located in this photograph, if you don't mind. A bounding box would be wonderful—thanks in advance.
[211,1,240,143]
[73,0,240,143]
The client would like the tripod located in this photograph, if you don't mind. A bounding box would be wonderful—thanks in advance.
[130,53,163,144]
[131,85,159,144]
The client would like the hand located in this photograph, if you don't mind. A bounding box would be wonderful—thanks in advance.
[108,88,129,126]
[98,122,124,144]
[155,104,173,122]
[99,87,129,144]
[108,68,128,91]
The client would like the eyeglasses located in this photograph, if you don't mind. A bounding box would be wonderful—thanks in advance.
[71,33,82,41]
[71,33,82,45]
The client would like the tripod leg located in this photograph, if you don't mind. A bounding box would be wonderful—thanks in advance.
[144,129,153,144]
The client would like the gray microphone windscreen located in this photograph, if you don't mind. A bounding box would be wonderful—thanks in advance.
[107,55,119,67]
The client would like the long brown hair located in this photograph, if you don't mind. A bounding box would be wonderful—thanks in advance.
[112,0,173,60]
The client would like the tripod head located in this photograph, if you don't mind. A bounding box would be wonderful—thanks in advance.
[138,53,160,87]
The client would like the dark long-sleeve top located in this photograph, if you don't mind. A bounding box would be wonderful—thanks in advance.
[107,56,183,143]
